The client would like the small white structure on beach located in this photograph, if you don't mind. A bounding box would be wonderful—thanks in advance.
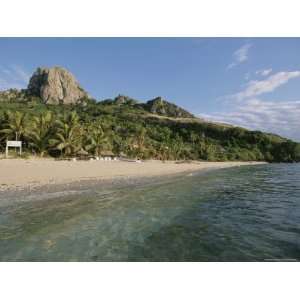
[6,140,22,158]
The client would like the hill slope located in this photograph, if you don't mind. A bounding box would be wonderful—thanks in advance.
[0,66,300,162]
[0,97,299,162]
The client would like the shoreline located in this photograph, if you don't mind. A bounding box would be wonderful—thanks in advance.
[0,158,266,193]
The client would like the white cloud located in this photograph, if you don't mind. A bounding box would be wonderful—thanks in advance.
[207,68,300,142]
[232,71,300,101]
[0,65,30,91]
[201,98,300,141]
[227,43,252,69]
[256,68,272,76]
[244,72,251,80]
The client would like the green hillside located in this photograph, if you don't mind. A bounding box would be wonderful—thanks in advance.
[0,94,300,162]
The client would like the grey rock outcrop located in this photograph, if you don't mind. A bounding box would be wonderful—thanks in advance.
[142,97,194,118]
[113,95,138,105]
[27,67,88,104]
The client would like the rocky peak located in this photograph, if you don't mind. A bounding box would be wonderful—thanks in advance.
[113,95,138,105]
[27,66,88,104]
[144,97,194,118]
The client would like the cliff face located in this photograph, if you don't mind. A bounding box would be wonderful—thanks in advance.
[27,67,88,104]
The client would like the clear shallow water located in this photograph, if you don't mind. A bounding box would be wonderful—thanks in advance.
[0,164,300,261]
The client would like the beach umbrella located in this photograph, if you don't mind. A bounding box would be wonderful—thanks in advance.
[77,149,89,156]
[100,150,114,156]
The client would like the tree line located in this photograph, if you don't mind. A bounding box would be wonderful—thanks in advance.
[0,99,300,162]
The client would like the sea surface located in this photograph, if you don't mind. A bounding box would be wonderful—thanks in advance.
[0,163,299,261]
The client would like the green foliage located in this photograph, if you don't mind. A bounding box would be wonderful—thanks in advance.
[0,111,27,140]
[0,98,299,162]
[26,111,55,156]
[49,111,82,157]
[84,122,109,156]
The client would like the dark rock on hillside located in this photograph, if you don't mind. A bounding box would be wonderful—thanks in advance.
[27,67,89,104]
[98,95,138,106]
[113,95,138,105]
[142,97,194,118]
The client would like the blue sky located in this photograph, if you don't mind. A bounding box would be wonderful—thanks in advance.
[0,38,300,141]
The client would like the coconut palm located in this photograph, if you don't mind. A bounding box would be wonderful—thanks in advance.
[26,111,54,157]
[137,127,147,150]
[171,135,184,160]
[85,123,109,156]
[111,134,127,156]
[0,111,27,141]
[159,147,168,161]
[190,132,199,147]
[49,112,82,156]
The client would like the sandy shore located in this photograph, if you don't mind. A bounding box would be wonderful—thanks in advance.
[0,158,266,191]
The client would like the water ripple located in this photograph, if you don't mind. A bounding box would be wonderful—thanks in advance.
[0,163,300,261]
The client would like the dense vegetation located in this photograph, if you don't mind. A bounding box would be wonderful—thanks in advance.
[0,95,300,162]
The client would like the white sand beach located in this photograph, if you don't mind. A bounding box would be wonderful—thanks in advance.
[0,158,266,191]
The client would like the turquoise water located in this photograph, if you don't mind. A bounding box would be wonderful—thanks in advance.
[0,164,299,261]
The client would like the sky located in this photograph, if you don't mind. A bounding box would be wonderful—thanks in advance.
[0,37,300,141]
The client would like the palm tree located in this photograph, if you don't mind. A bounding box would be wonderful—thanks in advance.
[171,135,184,160]
[158,143,169,161]
[134,127,147,158]
[0,111,27,141]
[26,111,54,157]
[85,123,108,156]
[49,112,82,157]
[190,132,199,147]
[111,134,127,156]
[137,127,146,148]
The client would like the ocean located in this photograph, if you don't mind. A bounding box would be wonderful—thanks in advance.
[0,163,299,261]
